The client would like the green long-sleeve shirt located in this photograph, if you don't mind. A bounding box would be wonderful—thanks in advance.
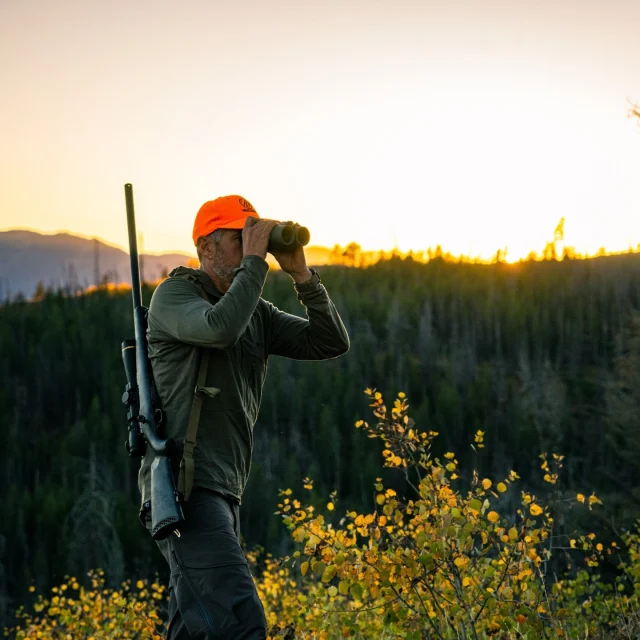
[137,255,349,517]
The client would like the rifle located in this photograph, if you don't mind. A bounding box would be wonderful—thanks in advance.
[121,183,185,540]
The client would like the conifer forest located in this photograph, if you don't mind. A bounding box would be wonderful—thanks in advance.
[2,253,640,631]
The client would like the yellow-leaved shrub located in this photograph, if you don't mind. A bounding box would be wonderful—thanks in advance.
[261,389,640,639]
[8,390,640,639]
[6,570,164,639]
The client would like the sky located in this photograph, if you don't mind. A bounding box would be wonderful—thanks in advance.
[1,0,639,261]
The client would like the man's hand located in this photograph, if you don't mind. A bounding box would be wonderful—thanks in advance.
[270,222,312,284]
[242,217,279,261]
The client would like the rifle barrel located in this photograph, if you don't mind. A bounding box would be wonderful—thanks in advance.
[125,183,141,310]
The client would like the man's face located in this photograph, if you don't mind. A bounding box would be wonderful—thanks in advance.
[209,228,243,286]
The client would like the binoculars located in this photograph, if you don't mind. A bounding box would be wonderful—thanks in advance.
[268,223,310,252]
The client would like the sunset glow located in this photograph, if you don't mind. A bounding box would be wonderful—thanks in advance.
[1,0,639,261]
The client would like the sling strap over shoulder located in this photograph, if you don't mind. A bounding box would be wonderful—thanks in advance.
[176,276,220,502]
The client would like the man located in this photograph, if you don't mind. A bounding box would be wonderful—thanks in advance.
[139,195,350,639]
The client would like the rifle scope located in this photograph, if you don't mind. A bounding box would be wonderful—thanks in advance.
[121,339,146,457]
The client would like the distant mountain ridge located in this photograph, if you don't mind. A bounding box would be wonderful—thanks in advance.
[0,230,333,301]
[0,230,194,301]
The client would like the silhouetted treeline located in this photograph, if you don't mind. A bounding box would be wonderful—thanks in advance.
[2,254,640,627]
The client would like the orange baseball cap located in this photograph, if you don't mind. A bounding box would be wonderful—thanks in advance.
[192,195,260,245]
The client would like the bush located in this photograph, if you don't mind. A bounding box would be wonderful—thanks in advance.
[7,389,640,639]
[259,389,639,639]
[5,571,164,639]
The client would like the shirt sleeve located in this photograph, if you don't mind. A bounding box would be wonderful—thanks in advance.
[268,269,350,360]
[148,256,269,348]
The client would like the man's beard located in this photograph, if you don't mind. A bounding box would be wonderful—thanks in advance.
[212,257,236,286]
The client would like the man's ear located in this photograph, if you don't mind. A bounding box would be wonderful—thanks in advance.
[196,235,212,261]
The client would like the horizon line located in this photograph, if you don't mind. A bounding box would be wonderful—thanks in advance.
[3,226,640,265]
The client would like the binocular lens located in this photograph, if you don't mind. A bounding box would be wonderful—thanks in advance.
[296,227,310,246]
[281,226,295,245]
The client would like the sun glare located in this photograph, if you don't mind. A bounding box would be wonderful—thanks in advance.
[274,84,640,264]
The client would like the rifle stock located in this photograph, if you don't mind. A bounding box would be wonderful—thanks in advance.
[123,183,184,540]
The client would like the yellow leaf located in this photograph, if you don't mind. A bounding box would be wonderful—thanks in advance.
[376,494,385,505]
[487,511,499,523]
[497,482,507,493]
[529,504,543,516]
[327,502,335,511]
[327,586,338,597]
[577,493,585,503]
[300,561,309,576]
[482,478,492,490]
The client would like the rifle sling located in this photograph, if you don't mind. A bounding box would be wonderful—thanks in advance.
[177,281,220,502]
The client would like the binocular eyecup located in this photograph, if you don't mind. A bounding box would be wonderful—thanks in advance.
[268,223,310,253]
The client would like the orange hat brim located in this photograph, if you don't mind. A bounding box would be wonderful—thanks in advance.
[214,214,257,230]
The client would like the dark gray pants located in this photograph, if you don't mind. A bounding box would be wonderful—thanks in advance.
[154,488,267,639]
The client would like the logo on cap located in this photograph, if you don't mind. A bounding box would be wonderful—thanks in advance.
[239,197,256,213]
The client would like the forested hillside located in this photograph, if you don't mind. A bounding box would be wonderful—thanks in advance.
[2,254,640,628]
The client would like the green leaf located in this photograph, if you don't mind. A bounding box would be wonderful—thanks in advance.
[418,553,434,569]
[321,564,337,583]
[349,582,363,600]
